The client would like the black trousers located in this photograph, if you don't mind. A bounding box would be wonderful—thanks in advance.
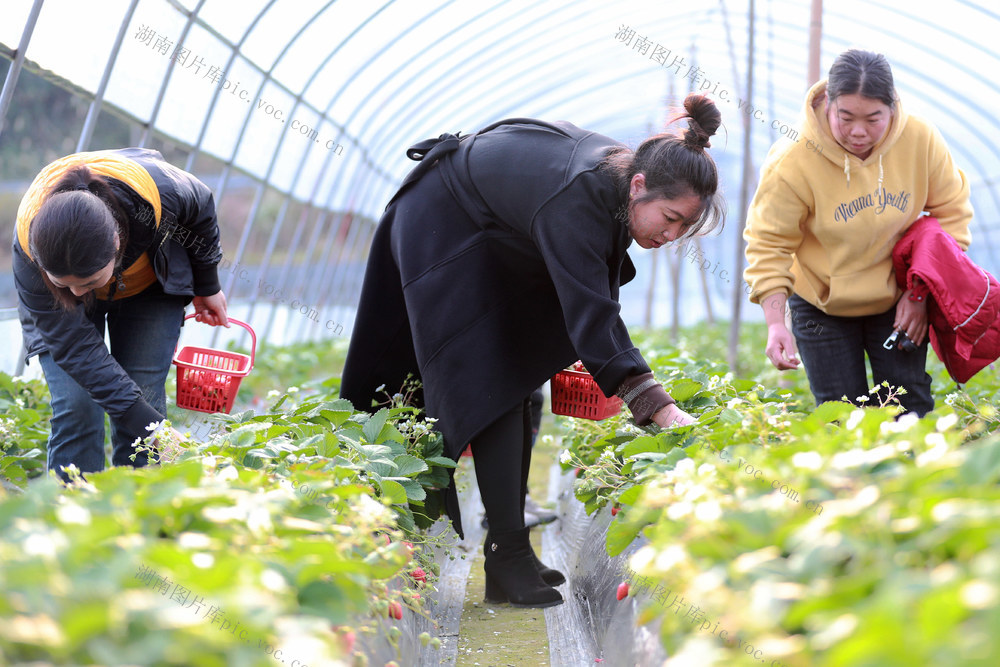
[470,396,533,534]
[788,294,934,416]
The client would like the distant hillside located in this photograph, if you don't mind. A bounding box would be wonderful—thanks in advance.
[0,58,133,180]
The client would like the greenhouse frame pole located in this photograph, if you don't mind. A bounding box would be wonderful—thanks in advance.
[697,237,715,325]
[645,248,658,329]
[669,249,681,342]
[727,0,755,369]
[137,0,206,148]
[76,0,140,153]
[1,0,44,377]
[809,0,823,87]
[0,0,43,139]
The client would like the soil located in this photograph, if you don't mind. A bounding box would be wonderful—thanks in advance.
[452,412,561,666]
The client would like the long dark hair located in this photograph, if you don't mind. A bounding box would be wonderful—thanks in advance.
[28,165,129,310]
[827,49,896,108]
[602,93,726,238]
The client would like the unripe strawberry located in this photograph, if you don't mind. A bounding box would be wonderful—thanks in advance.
[616,582,629,601]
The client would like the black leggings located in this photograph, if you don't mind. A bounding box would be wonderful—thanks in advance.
[470,397,533,534]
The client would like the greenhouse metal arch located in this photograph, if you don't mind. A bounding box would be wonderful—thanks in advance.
[3,0,999,377]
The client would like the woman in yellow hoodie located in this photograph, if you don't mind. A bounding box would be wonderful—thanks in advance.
[743,49,972,415]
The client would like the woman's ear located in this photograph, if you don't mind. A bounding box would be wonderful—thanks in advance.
[629,173,647,199]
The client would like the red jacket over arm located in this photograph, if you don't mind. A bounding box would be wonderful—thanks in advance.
[892,216,1000,383]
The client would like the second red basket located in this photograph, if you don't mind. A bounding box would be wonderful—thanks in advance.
[550,362,623,421]
[172,315,256,414]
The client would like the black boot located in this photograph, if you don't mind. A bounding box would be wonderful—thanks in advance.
[484,531,566,587]
[483,528,563,608]
[532,551,566,587]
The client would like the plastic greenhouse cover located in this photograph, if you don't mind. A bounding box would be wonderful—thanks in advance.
[2,0,998,270]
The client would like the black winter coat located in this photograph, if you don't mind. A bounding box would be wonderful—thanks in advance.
[342,119,652,467]
[13,147,222,442]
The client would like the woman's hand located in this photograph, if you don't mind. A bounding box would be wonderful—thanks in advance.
[192,291,229,327]
[152,426,187,465]
[894,289,928,346]
[652,403,696,428]
[766,322,801,370]
[761,293,800,370]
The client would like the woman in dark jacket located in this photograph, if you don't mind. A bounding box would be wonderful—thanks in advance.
[342,94,724,608]
[13,148,227,481]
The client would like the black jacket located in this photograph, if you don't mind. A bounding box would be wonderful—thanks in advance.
[342,119,648,457]
[13,147,222,441]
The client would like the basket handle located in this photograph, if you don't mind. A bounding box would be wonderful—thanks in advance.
[180,314,257,371]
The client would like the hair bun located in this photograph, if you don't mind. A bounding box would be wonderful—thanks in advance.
[679,93,721,150]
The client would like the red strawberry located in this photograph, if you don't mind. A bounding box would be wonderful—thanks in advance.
[410,568,427,585]
[388,600,403,619]
[616,582,629,601]
[611,506,619,516]
[338,629,356,654]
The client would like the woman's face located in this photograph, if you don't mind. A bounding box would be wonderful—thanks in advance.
[826,93,893,160]
[46,257,115,297]
[627,173,701,249]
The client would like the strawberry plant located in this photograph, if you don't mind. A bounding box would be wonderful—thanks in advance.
[559,325,1000,665]
[0,371,454,664]
[0,372,50,488]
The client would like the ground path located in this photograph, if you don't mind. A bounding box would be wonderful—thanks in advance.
[413,450,665,667]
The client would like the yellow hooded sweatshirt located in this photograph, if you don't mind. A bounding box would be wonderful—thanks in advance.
[743,80,973,317]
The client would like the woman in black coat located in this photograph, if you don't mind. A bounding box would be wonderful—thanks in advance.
[342,94,724,608]
[13,148,227,481]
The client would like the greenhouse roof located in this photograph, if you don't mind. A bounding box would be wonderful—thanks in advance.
[3,1,997,263]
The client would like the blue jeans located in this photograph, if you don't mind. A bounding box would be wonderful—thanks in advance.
[38,283,187,479]
[787,294,934,416]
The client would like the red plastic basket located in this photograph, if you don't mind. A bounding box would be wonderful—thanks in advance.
[550,362,623,421]
[172,315,256,414]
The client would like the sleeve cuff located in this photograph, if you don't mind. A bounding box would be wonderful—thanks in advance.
[616,372,675,425]
[908,276,930,301]
[119,398,166,446]
[752,286,790,305]
[190,263,221,297]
